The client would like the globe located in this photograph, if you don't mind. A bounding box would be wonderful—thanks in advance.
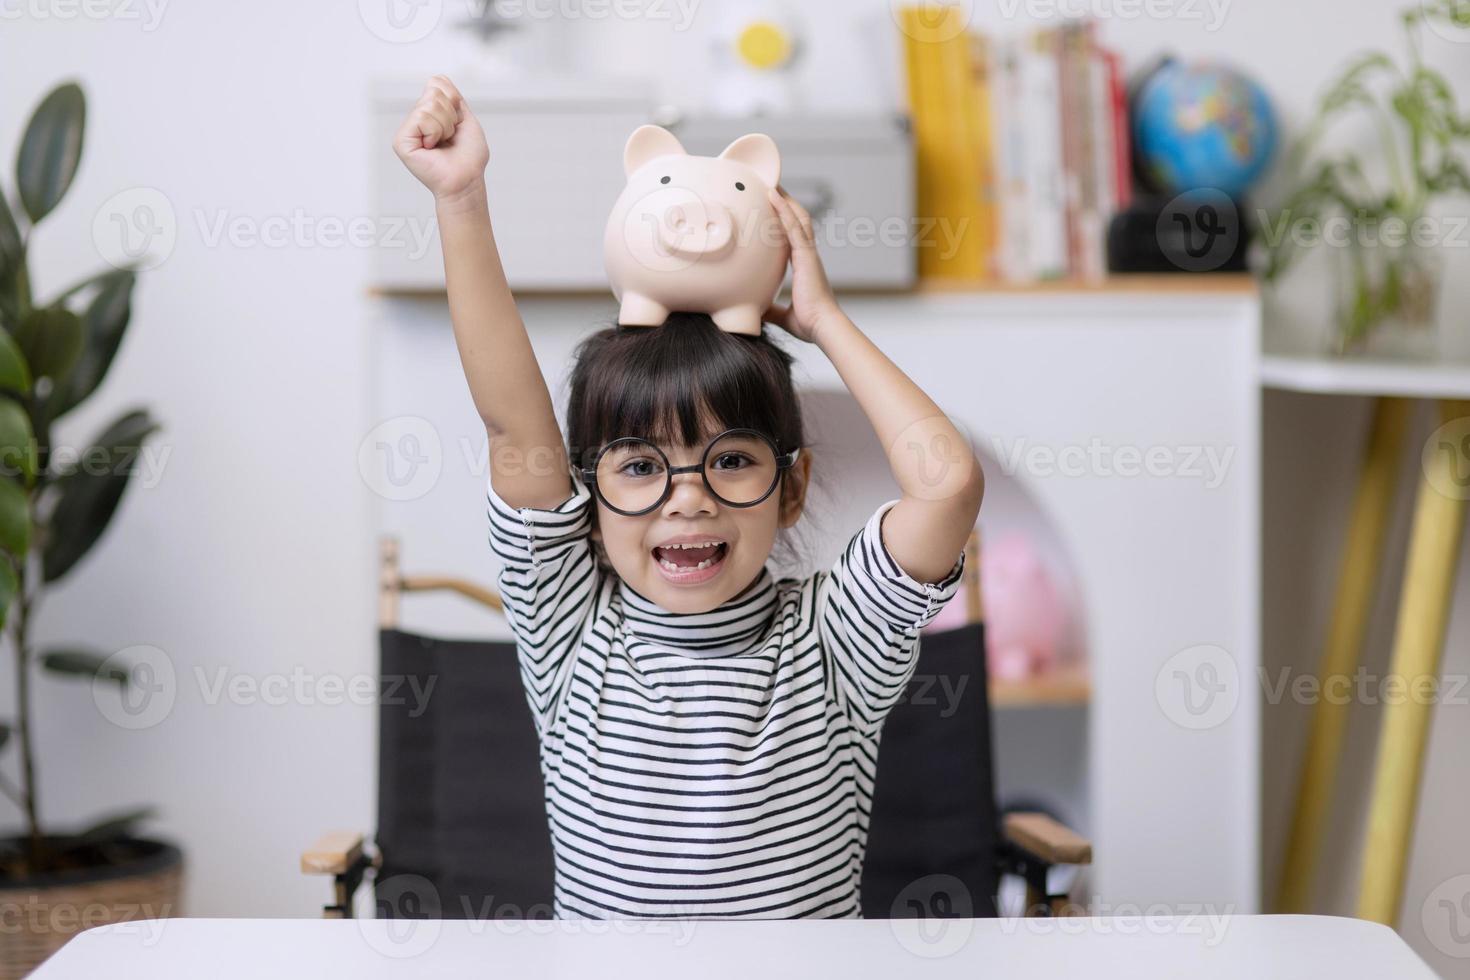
[1133,59,1278,199]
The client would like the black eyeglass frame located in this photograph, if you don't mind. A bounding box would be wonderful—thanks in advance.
[578,427,802,517]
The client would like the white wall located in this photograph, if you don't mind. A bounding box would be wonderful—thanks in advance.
[3,1,1469,972]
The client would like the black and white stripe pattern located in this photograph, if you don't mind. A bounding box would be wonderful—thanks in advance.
[486,473,965,919]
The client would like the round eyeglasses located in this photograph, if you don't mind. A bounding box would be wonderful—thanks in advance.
[580,428,802,517]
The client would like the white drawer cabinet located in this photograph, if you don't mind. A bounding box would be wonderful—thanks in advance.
[371,82,915,291]
[371,76,656,290]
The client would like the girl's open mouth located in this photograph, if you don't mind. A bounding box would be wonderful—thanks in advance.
[651,541,728,585]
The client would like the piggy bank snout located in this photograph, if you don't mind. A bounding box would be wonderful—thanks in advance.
[657,195,734,258]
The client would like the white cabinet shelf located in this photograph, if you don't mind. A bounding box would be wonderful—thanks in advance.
[373,286,1263,913]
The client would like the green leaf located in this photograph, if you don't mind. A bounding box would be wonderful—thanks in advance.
[1426,158,1470,195]
[0,195,22,331]
[0,478,29,557]
[0,331,31,395]
[1317,52,1395,119]
[13,306,82,382]
[51,270,134,419]
[48,268,136,307]
[0,399,36,482]
[74,806,156,843]
[0,190,21,281]
[42,408,159,582]
[40,648,129,685]
[16,82,86,224]
[10,259,31,320]
[0,558,15,631]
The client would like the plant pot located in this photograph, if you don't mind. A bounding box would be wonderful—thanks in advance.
[0,836,182,979]
[1330,231,1445,358]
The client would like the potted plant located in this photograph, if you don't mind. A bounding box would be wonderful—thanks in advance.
[1261,0,1470,357]
[0,81,176,979]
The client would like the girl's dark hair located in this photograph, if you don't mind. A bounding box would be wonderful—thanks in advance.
[565,312,811,566]
[568,312,804,466]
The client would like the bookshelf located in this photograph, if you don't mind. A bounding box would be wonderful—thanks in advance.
[990,665,1092,709]
[913,273,1258,295]
[370,273,1260,302]
[373,285,1263,912]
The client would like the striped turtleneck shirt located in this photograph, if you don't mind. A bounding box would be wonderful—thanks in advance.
[486,473,965,919]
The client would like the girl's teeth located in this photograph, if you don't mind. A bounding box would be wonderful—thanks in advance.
[658,554,720,572]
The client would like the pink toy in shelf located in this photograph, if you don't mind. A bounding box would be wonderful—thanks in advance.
[981,532,1066,681]
[923,529,1069,682]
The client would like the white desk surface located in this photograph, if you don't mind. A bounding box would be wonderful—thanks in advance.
[34,914,1435,978]
[1261,352,1470,399]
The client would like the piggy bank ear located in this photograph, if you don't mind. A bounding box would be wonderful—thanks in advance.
[624,125,687,177]
[718,133,781,188]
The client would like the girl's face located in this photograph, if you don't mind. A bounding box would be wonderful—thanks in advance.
[590,428,811,614]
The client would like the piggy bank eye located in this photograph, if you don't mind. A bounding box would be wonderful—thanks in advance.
[735,182,746,191]
[660,176,671,184]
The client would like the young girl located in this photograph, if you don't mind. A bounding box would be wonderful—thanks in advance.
[394,76,984,920]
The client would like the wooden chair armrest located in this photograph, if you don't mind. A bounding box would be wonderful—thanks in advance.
[1004,812,1093,866]
[301,831,366,876]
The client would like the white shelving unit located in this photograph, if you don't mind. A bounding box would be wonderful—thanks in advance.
[369,60,1269,916]
[372,279,1263,914]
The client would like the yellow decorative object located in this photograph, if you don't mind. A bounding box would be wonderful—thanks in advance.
[1275,396,1410,914]
[899,4,993,281]
[736,21,793,71]
[1357,398,1470,926]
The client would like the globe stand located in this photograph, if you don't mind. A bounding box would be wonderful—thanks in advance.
[1106,193,1253,275]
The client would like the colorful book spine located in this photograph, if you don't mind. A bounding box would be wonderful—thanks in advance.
[896,11,1125,284]
[968,31,999,281]
[990,37,1031,282]
[1083,34,1114,281]
[1023,28,1068,279]
[1105,48,1132,212]
[898,4,992,282]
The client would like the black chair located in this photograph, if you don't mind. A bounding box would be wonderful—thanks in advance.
[301,535,1092,920]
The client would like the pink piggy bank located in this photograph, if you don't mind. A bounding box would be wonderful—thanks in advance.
[980,533,1065,681]
[604,125,791,336]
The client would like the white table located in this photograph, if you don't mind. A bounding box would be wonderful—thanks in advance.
[34,915,1435,978]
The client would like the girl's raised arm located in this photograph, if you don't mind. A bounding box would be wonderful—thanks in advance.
[393,75,572,510]
[765,188,984,583]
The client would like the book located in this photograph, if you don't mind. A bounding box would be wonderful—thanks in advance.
[898,4,994,281]
[1104,49,1132,212]
[990,37,1032,282]
[1023,28,1068,280]
[968,31,1000,280]
[896,11,1126,285]
[1084,33,1115,281]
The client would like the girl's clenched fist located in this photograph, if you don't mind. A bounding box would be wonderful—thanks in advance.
[393,75,489,203]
